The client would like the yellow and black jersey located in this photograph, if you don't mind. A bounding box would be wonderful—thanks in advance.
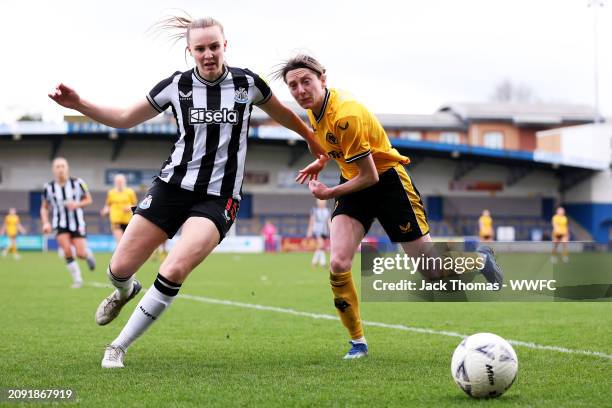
[479,215,493,236]
[552,215,568,236]
[106,188,137,225]
[306,88,409,180]
[3,214,20,237]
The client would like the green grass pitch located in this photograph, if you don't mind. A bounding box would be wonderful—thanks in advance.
[1,252,611,407]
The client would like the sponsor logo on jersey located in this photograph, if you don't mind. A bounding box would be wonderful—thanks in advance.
[139,195,153,210]
[327,150,343,159]
[326,132,338,145]
[179,90,193,100]
[189,108,238,125]
[234,87,249,103]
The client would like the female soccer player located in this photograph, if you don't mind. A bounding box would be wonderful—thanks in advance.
[478,209,494,242]
[551,206,569,263]
[307,199,331,267]
[1,208,26,260]
[40,157,97,288]
[275,54,503,359]
[100,173,138,245]
[49,16,323,368]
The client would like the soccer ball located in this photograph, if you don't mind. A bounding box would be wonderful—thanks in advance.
[451,333,518,398]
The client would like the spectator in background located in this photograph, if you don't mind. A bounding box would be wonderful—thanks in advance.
[261,220,278,252]
[478,209,494,242]
[1,208,26,260]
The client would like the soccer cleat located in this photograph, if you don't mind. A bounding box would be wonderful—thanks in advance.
[562,256,569,263]
[86,256,96,271]
[343,340,368,360]
[71,281,83,289]
[476,245,503,286]
[95,281,142,326]
[102,345,126,368]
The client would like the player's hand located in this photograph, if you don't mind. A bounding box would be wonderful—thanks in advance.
[42,222,52,234]
[308,180,333,200]
[296,155,328,184]
[65,201,79,211]
[48,83,81,109]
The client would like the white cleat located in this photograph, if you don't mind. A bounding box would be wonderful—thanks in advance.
[71,281,83,289]
[95,281,142,326]
[102,345,126,369]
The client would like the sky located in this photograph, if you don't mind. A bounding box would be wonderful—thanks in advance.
[1,0,611,122]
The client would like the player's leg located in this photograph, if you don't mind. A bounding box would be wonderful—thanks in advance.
[551,237,559,263]
[103,217,220,368]
[561,235,569,262]
[317,235,327,266]
[329,214,368,359]
[111,224,124,245]
[57,232,83,288]
[95,215,167,326]
[72,236,96,271]
[9,236,20,259]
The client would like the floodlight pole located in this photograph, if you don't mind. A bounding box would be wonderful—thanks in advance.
[588,0,604,123]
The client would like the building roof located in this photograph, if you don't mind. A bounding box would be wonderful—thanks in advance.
[439,102,598,125]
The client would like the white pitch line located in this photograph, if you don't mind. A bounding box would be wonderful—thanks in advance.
[87,282,612,361]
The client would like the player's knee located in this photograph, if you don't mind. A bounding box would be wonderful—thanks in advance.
[330,255,352,273]
[76,250,87,259]
[159,260,191,283]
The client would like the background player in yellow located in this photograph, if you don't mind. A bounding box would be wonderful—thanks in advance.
[551,206,570,263]
[275,54,503,360]
[1,208,26,260]
[101,174,138,245]
[478,209,494,242]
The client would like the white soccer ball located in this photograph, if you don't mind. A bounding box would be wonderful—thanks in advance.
[451,333,518,398]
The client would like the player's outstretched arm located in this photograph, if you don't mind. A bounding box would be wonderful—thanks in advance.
[259,94,326,157]
[48,83,159,129]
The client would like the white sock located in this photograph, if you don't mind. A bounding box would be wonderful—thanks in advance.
[111,274,181,350]
[352,336,367,344]
[66,259,82,283]
[107,267,134,299]
[311,250,319,265]
[319,250,327,266]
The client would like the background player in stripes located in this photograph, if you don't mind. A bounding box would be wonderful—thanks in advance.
[40,157,96,288]
[100,173,138,245]
[48,15,324,368]
[307,199,331,267]
[1,208,26,260]
[276,54,503,359]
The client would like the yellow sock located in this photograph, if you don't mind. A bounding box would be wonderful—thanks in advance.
[330,270,363,339]
[9,244,17,254]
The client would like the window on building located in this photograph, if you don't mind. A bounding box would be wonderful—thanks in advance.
[399,131,422,141]
[483,131,504,149]
[439,132,460,144]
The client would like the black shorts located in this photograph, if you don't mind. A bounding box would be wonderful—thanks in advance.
[332,164,429,243]
[55,227,86,238]
[111,223,129,232]
[134,178,239,241]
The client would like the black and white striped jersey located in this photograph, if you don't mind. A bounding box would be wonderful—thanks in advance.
[311,207,331,235]
[147,66,272,200]
[42,177,89,233]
